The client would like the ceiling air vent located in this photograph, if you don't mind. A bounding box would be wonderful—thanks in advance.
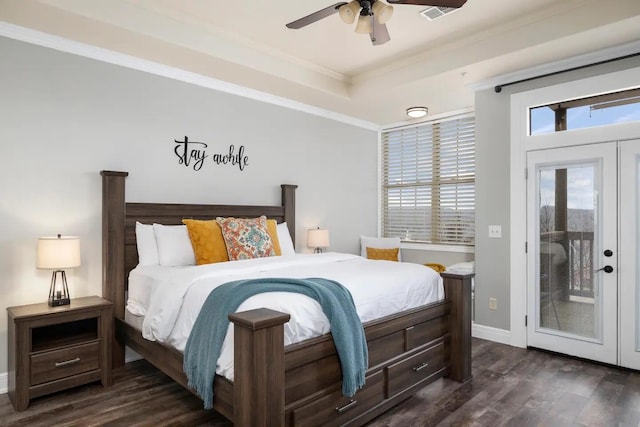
[420,6,457,20]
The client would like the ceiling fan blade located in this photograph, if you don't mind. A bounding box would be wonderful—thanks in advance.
[286,2,348,29]
[387,0,467,7]
[371,19,390,46]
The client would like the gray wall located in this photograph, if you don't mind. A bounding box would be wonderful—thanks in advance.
[0,37,378,376]
[474,89,512,329]
[474,56,640,331]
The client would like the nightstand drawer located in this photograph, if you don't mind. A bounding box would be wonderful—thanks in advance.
[31,341,100,386]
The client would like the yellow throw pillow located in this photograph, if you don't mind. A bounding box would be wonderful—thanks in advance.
[425,263,446,273]
[266,219,282,256]
[182,219,229,265]
[366,247,399,262]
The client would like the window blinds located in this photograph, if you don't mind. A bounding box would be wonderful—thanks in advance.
[381,115,475,245]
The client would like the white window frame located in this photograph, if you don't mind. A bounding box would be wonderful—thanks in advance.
[379,109,476,252]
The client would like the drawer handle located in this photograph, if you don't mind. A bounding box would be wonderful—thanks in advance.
[335,399,357,415]
[412,362,429,372]
[55,357,81,368]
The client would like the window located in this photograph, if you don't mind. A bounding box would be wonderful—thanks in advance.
[381,114,475,246]
[530,87,640,135]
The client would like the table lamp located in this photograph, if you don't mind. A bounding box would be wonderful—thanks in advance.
[36,234,81,306]
[307,228,330,253]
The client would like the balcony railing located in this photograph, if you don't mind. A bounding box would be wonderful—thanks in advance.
[540,231,594,300]
[567,231,594,298]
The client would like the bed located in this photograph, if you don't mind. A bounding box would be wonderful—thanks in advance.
[101,170,473,427]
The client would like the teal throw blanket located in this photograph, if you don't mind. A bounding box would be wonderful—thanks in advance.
[183,277,368,409]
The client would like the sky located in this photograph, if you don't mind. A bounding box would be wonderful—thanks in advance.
[539,166,595,211]
[531,97,640,135]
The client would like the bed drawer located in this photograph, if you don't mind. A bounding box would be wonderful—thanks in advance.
[292,370,384,427]
[31,341,100,386]
[385,340,445,398]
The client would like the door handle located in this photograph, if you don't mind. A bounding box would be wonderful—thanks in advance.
[594,265,614,273]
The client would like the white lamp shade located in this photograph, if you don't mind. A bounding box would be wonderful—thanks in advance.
[338,0,361,24]
[355,14,372,34]
[372,1,394,24]
[37,236,81,269]
[307,229,330,248]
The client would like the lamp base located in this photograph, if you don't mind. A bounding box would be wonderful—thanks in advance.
[49,297,70,307]
[48,270,71,307]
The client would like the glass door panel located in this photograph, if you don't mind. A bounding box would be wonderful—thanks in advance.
[537,165,598,340]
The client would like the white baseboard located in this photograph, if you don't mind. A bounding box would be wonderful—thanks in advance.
[0,371,7,395]
[472,322,511,345]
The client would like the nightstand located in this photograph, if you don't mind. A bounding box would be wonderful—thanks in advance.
[7,296,113,411]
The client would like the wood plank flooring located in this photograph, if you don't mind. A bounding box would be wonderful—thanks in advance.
[2,338,639,426]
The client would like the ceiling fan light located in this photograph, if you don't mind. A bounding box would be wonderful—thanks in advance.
[355,14,372,34]
[372,1,394,25]
[406,107,428,118]
[338,1,361,24]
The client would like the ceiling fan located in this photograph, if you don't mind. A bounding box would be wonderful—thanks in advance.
[286,0,468,46]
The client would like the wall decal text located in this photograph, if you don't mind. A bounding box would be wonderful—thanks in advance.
[174,136,249,172]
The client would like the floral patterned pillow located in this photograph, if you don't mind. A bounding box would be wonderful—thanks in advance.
[216,216,276,260]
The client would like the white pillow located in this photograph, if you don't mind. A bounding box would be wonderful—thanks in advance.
[152,224,196,267]
[135,222,159,266]
[446,261,475,273]
[360,236,402,261]
[277,222,296,256]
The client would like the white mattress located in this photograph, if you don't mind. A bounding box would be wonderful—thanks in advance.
[126,252,444,381]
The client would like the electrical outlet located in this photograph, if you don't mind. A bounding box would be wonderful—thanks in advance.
[489,297,497,310]
[488,225,502,238]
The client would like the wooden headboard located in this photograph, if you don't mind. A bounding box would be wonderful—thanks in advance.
[101,170,298,323]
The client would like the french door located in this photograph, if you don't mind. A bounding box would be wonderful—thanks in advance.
[527,142,618,364]
[620,139,640,369]
[527,139,640,368]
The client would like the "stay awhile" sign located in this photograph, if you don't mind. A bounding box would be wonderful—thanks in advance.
[174,136,249,172]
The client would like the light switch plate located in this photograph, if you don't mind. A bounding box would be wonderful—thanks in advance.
[489,225,502,238]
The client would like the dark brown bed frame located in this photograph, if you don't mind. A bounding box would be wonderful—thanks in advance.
[101,170,473,427]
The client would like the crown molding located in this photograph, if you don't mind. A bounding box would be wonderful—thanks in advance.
[0,22,379,131]
[468,40,640,92]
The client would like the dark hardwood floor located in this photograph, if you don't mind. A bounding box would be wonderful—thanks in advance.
[2,338,639,426]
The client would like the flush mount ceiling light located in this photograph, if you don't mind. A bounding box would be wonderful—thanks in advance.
[406,107,428,118]
[286,0,468,46]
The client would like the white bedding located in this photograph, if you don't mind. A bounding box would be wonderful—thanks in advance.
[126,252,444,380]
